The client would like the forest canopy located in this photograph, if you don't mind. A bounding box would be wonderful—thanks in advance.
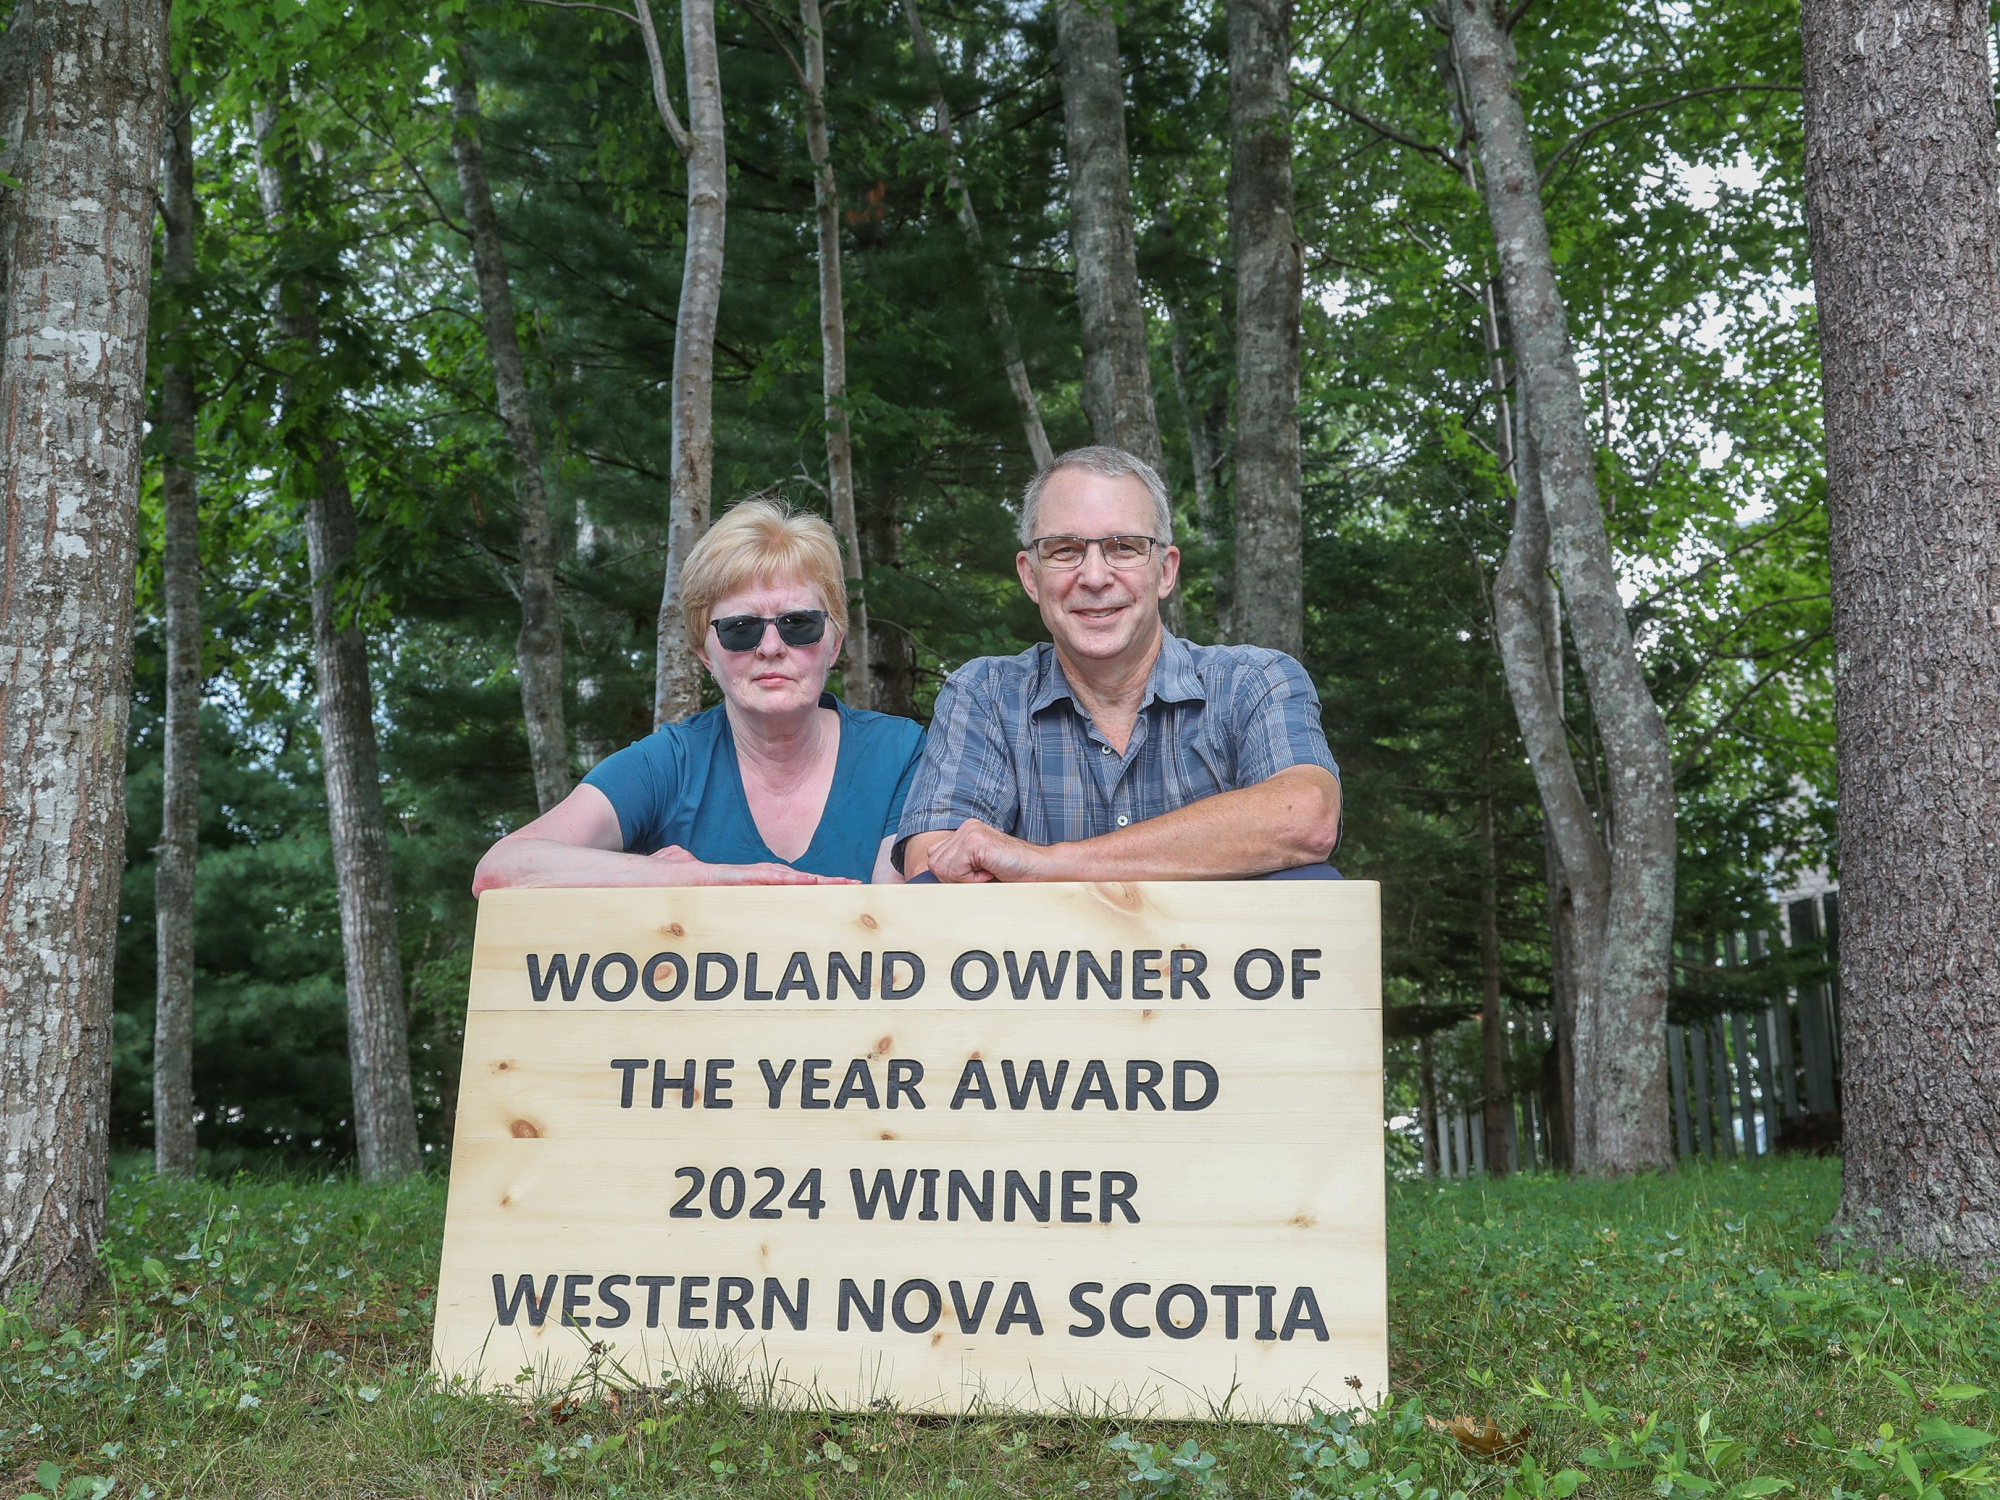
[102,0,1829,1165]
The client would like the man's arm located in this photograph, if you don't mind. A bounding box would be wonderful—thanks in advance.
[907,765,1340,883]
[471,784,847,893]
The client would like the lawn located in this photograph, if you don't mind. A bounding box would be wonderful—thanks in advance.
[4,1156,1995,1498]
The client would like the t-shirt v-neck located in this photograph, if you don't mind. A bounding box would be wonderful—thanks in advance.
[720,706,845,867]
[579,693,927,884]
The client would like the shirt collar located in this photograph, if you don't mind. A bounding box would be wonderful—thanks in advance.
[1028,632,1208,716]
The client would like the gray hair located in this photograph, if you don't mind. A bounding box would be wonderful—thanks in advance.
[1018,445,1174,548]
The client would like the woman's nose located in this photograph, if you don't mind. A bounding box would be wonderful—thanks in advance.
[755,622,786,655]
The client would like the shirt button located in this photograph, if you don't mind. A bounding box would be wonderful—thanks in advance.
[1100,744,1112,754]
[1116,815,1129,827]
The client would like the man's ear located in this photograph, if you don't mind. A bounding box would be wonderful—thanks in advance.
[1157,545,1182,598]
[1016,549,1041,602]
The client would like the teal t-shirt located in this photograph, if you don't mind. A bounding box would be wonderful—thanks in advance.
[581,695,924,882]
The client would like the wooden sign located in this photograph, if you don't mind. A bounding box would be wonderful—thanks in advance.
[433,882,1386,1419]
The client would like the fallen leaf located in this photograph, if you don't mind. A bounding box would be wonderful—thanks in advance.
[1427,1414,1529,1462]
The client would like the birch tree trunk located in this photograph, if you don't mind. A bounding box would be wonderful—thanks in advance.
[643,0,728,728]
[450,47,570,811]
[0,0,167,1310]
[1054,0,1164,474]
[1801,0,2000,1274]
[152,73,199,1178]
[798,0,870,708]
[1452,0,1675,1172]
[254,98,421,1180]
[1226,0,1303,656]
[903,0,1053,469]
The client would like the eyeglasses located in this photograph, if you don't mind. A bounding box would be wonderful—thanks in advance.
[1027,534,1164,570]
[708,610,831,652]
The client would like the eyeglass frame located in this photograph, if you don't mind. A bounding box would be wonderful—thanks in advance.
[1024,533,1169,570]
[706,609,833,652]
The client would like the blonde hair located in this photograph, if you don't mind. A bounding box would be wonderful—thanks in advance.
[680,496,849,651]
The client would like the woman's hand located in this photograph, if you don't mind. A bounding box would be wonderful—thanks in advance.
[647,846,858,885]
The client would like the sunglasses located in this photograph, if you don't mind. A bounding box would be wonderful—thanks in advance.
[708,609,831,652]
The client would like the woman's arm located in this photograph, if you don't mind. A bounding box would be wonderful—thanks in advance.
[471,785,851,893]
[870,835,906,885]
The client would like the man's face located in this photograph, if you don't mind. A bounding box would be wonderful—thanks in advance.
[1016,468,1180,668]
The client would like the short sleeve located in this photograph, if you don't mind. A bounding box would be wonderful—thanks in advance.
[878,721,926,841]
[894,670,1020,859]
[1232,654,1341,789]
[581,730,682,851]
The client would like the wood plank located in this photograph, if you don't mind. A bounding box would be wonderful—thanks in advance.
[434,881,1386,1418]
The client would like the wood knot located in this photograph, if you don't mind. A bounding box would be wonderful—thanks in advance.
[510,1119,542,1139]
[858,913,879,930]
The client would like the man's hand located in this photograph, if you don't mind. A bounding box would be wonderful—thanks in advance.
[647,845,856,886]
[922,819,1056,883]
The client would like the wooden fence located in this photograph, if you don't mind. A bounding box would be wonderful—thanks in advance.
[1668,892,1840,1160]
[1425,891,1839,1176]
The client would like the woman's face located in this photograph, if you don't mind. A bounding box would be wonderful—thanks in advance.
[696,573,842,720]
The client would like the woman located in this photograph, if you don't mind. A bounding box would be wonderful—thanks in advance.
[472,499,923,890]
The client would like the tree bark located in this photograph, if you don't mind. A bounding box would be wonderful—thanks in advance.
[644,0,727,728]
[1226,0,1303,656]
[1054,0,1164,474]
[152,72,199,1179]
[0,0,167,1311]
[1452,0,1676,1172]
[903,0,1052,470]
[254,97,421,1180]
[451,46,570,813]
[1480,797,1510,1174]
[798,0,870,708]
[1801,0,2000,1274]
[1168,307,1232,641]
[864,486,916,719]
[1417,1031,1440,1177]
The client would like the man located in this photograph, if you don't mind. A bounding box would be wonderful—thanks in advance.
[898,446,1341,882]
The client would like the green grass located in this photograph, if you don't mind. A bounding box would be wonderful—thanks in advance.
[3,1157,1995,1498]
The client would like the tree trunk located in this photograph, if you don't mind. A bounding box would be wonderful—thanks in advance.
[1801,0,2000,1274]
[798,0,870,708]
[1543,838,1577,1170]
[1226,0,1303,657]
[450,45,570,813]
[0,0,167,1312]
[1054,0,1164,474]
[903,0,1053,470]
[254,98,421,1180]
[1417,1031,1440,1177]
[1452,0,1676,1172]
[1168,307,1232,641]
[153,73,200,1179]
[1480,797,1510,1174]
[643,0,727,727]
[864,488,917,720]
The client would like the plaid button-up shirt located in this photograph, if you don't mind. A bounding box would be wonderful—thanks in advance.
[896,633,1339,858]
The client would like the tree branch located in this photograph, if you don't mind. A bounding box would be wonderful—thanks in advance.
[1296,81,1468,174]
[633,0,694,157]
[1540,84,1803,184]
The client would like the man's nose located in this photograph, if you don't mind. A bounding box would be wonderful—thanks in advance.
[1075,541,1117,585]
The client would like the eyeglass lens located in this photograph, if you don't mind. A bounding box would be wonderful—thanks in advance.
[1032,535,1157,569]
[710,611,829,651]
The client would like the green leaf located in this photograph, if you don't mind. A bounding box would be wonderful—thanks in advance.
[1915,1419,1996,1453]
